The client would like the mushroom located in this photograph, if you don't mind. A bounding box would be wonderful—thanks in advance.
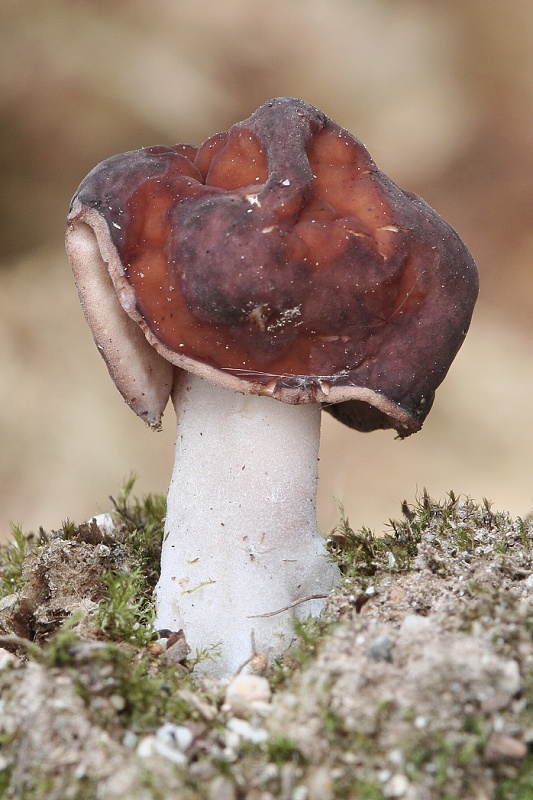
[65,97,478,676]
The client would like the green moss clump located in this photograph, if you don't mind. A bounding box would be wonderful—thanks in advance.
[265,734,305,765]
[92,567,155,647]
[0,525,39,598]
[328,490,532,584]
[109,475,166,591]
[496,754,533,800]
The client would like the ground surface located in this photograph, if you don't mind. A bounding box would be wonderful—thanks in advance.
[1,488,533,799]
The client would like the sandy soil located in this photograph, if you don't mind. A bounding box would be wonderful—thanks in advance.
[0,493,532,798]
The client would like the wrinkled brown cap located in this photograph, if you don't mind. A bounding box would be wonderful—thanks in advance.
[66,97,478,435]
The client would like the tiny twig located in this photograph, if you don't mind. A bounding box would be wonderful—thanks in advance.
[0,633,33,650]
[235,629,258,675]
[247,593,328,619]
[108,495,144,528]
[180,578,216,596]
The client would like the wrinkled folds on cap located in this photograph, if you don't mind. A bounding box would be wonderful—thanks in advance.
[67,97,478,436]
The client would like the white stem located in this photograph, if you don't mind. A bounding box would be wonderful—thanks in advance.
[154,373,340,676]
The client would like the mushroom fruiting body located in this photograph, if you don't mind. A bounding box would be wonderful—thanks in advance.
[65,98,478,675]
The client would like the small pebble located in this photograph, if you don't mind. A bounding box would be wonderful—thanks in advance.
[497,659,521,697]
[208,775,237,800]
[137,724,194,766]
[225,674,271,716]
[366,635,393,663]
[90,513,115,535]
[282,693,298,710]
[226,717,269,744]
[122,730,137,749]
[383,773,410,798]
[162,636,191,665]
[156,722,194,753]
[0,648,16,669]
[177,688,218,720]
[136,735,157,760]
[307,767,333,800]
[146,641,164,656]
[484,732,528,764]
[399,614,432,635]
[388,749,404,766]
[0,595,18,614]
[109,694,126,711]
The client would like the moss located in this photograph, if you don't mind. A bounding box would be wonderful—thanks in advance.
[28,613,83,667]
[328,491,533,591]
[0,766,12,796]
[496,753,533,799]
[453,524,475,551]
[265,734,305,765]
[74,479,166,649]
[108,655,193,731]
[517,518,531,549]
[109,475,166,591]
[267,614,333,688]
[328,516,418,580]
[403,725,486,797]
[187,640,223,670]
[31,624,195,733]
[92,567,155,647]
[326,490,442,580]
[0,524,39,598]
[322,706,345,741]
[5,770,98,800]
[332,777,385,800]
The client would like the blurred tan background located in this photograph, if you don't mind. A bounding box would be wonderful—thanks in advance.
[1,0,532,540]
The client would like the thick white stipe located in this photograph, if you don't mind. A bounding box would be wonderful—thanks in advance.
[155,373,339,676]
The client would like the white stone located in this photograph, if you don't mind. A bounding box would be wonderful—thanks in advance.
[225,674,272,716]
[307,767,333,800]
[156,722,194,752]
[226,717,269,744]
[89,513,115,534]
[399,614,432,636]
[136,735,157,759]
[0,595,18,614]
[137,725,193,766]
[208,775,237,800]
[0,648,16,669]
[384,773,410,798]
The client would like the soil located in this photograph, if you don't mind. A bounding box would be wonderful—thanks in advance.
[0,492,532,799]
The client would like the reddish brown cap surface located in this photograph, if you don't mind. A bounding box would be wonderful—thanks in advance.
[66,97,478,435]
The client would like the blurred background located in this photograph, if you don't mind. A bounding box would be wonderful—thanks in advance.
[1,0,532,540]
